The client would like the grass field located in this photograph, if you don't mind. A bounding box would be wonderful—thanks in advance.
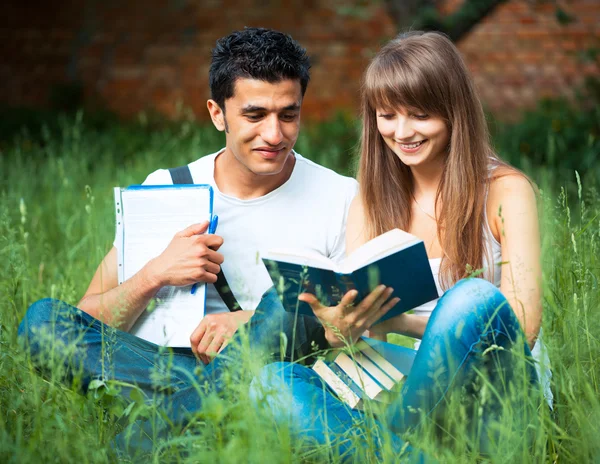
[1,111,599,462]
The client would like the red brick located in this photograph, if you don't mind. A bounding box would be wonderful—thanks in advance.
[520,16,537,25]
[2,0,599,121]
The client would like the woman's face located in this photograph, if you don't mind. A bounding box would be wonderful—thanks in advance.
[375,106,450,169]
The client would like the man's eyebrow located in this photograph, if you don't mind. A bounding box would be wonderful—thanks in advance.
[240,103,301,113]
[240,105,266,113]
[282,103,301,111]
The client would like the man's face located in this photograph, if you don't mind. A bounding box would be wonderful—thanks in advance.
[210,78,302,177]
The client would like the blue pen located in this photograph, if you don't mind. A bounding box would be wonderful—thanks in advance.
[191,215,219,295]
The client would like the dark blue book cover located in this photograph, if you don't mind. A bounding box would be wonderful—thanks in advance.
[262,241,438,324]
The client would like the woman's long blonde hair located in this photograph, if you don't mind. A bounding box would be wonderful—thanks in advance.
[358,31,504,289]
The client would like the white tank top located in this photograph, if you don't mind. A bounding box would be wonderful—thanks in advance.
[412,200,553,406]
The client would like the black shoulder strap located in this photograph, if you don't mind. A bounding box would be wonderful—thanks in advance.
[168,165,242,312]
[169,165,194,184]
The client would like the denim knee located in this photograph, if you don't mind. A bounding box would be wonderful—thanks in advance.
[426,278,527,355]
[252,362,292,387]
[18,297,81,360]
[249,362,291,406]
[431,279,510,325]
[18,298,61,340]
[252,287,326,360]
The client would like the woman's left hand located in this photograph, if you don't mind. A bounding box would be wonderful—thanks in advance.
[299,285,400,348]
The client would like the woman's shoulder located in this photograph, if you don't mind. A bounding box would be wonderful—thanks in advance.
[487,164,538,240]
[488,164,536,201]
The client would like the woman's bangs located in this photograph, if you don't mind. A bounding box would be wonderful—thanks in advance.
[365,55,440,116]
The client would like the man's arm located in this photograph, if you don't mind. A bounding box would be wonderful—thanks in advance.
[78,247,156,331]
[189,310,254,364]
[78,221,224,331]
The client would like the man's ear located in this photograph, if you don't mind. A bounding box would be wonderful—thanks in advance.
[207,100,226,132]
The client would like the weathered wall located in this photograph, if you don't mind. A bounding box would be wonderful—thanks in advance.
[455,0,600,115]
[1,0,598,121]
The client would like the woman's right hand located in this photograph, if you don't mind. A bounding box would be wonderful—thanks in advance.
[299,285,400,348]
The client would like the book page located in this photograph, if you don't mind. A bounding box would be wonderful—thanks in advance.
[335,352,383,399]
[261,229,418,274]
[312,360,361,409]
[121,188,212,279]
[339,228,421,273]
[261,249,336,271]
[118,186,213,346]
[128,283,207,347]
[352,351,396,390]
[358,337,415,379]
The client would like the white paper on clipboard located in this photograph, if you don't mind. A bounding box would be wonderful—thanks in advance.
[113,184,214,347]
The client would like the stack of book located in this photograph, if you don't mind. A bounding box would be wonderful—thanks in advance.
[262,228,436,409]
[312,337,416,409]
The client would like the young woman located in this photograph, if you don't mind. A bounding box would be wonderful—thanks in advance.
[251,31,551,459]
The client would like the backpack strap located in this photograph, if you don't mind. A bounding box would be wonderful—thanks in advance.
[169,165,194,184]
[168,165,242,312]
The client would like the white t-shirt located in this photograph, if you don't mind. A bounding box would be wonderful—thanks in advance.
[117,149,358,316]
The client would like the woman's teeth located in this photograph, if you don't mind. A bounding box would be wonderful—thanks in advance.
[400,140,425,149]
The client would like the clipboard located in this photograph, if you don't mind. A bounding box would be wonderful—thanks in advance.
[113,184,217,346]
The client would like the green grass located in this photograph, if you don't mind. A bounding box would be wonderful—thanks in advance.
[1,110,599,463]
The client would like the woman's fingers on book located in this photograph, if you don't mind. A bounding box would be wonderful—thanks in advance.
[369,297,400,329]
[340,289,359,308]
[355,286,396,327]
[355,285,388,313]
[299,290,358,313]
[372,286,394,310]
[298,292,322,310]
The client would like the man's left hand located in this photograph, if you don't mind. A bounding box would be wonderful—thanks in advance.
[190,311,254,364]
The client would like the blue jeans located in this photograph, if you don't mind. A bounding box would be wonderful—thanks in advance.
[18,287,326,455]
[251,278,539,461]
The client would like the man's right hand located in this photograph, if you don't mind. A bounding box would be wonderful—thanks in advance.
[145,221,225,288]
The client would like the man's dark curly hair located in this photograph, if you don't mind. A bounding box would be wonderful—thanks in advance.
[209,27,311,110]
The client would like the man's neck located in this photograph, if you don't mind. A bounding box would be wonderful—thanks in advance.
[213,149,296,200]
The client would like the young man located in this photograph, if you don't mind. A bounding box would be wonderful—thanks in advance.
[19,27,357,440]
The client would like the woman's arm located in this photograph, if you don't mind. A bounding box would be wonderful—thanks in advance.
[488,172,542,348]
[343,194,428,340]
[373,172,543,344]
[345,194,369,254]
[369,313,429,339]
[297,195,394,346]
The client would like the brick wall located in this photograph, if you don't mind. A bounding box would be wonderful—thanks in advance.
[1,0,598,121]
[1,1,82,108]
[456,0,600,116]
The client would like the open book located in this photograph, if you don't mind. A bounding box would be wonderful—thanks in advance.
[312,337,416,409]
[262,228,438,324]
[114,184,216,347]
